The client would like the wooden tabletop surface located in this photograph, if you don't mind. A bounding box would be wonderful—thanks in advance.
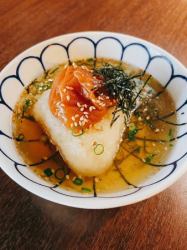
[0,0,187,249]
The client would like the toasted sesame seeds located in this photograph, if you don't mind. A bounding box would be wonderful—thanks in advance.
[74,122,78,127]
[155,128,160,133]
[66,95,70,101]
[89,106,95,112]
[80,107,84,112]
[77,102,81,107]
[66,86,73,90]
[143,108,148,112]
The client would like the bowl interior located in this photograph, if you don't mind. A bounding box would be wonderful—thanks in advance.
[0,32,187,208]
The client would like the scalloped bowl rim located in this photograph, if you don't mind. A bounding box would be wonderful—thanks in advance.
[0,31,186,209]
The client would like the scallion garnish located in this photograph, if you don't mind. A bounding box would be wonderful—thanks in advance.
[144,154,155,164]
[94,144,104,155]
[168,128,173,141]
[128,123,138,141]
[81,187,92,192]
[16,133,25,141]
[72,129,84,137]
[44,168,53,177]
[73,177,83,185]
[23,99,32,112]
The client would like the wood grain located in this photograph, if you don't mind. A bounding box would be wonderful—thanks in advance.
[0,0,187,249]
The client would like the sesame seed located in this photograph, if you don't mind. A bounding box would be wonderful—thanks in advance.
[155,128,160,133]
[138,116,142,121]
[66,86,73,90]
[83,112,88,115]
[80,107,84,112]
[66,175,70,179]
[143,108,148,112]
[75,114,79,118]
[89,106,95,112]
[63,89,67,93]
[66,95,70,101]
[71,116,75,121]
[146,116,150,120]
[74,122,78,127]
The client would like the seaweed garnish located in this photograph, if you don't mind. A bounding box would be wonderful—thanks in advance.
[93,64,151,126]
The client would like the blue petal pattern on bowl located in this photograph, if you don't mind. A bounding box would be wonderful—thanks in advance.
[0,35,187,199]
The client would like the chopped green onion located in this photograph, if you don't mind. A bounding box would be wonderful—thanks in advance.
[44,168,53,177]
[128,123,138,141]
[94,144,104,155]
[73,177,83,185]
[168,128,173,141]
[23,99,32,112]
[144,154,155,164]
[72,129,84,137]
[87,58,94,63]
[81,187,92,193]
[16,133,25,141]
[134,146,141,153]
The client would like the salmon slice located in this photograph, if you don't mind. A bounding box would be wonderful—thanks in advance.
[49,65,115,132]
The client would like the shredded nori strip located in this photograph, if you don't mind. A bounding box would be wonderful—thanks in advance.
[94,64,149,126]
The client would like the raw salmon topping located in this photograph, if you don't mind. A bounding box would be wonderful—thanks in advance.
[49,64,115,131]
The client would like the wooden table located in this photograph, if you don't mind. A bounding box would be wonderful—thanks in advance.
[0,0,187,249]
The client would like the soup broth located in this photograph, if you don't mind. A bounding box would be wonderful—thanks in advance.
[12,58,177,194]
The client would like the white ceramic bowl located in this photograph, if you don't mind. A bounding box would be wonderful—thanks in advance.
[0,31,187,209]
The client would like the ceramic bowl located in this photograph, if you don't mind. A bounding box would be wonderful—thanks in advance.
[0,31,187,209]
